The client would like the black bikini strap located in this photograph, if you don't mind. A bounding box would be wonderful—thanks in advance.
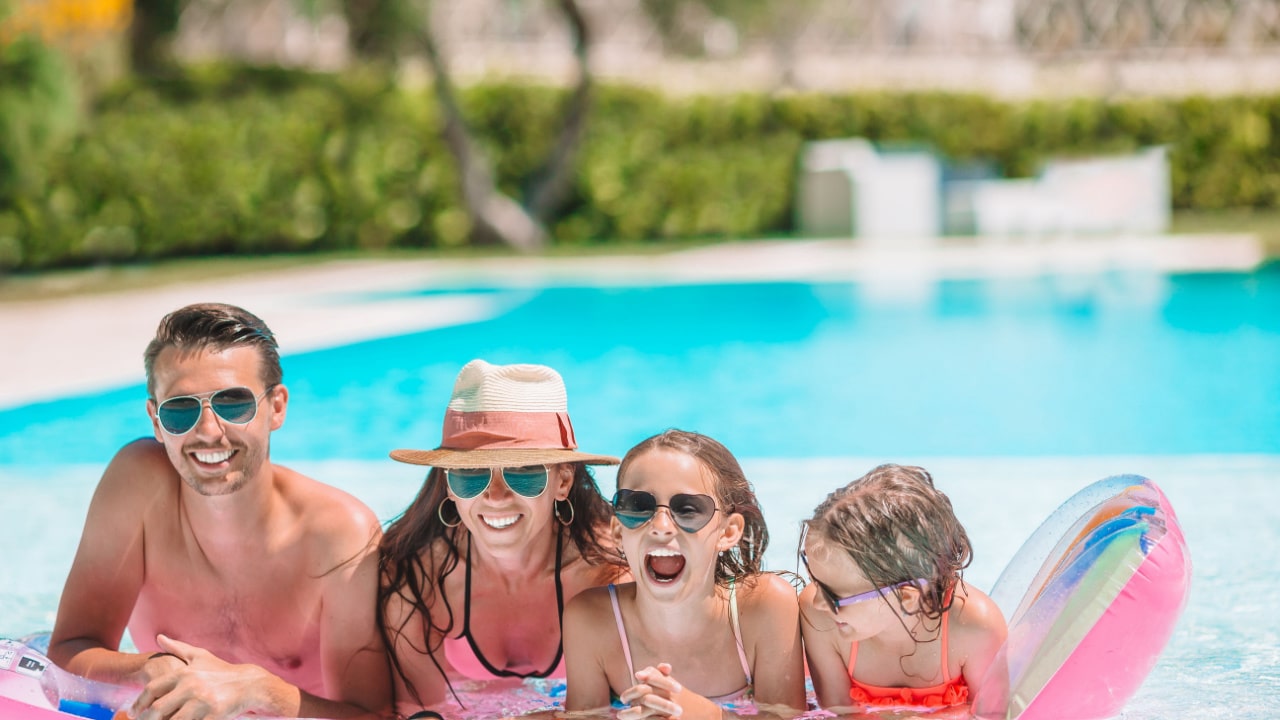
[461,534,473,635]
[460,529,565,679]
[539,530,567,677]
[554,528,565,625]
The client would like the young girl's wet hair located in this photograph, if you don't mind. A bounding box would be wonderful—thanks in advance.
[618,429,769,586]
[805,463,972,621]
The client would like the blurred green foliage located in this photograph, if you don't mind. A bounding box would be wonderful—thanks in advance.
[0,32,79,198]
[0,29,80,270]
[3,62,1280,271]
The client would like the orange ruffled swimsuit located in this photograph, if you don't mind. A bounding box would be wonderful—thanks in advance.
[847,593,969,710]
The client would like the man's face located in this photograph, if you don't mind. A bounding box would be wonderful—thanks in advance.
[146,345,285,496]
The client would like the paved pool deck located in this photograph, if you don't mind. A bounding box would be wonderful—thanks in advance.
[0,234,1264,409]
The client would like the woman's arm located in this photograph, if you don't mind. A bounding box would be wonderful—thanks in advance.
[384,588,451,717]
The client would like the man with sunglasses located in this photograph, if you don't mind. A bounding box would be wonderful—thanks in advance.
[48,303,390,720]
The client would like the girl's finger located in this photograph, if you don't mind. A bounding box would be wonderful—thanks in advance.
[634,667,683,694]
[618,704,664,720]
[616,707,647,720]
[638,693,682,717]
[618,684,653,705]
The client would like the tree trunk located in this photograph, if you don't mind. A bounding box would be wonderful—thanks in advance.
[417,0,596,251]
[417,5,544,251]
[526,0,593,224]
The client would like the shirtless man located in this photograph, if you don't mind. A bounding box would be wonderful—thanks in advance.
[48,303,391,720]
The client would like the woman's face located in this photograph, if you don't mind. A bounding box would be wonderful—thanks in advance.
[451,462,575,556]
[611,448,743,601]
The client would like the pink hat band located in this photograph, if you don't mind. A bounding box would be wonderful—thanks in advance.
[441,409,578,450]
[389,359,620,468]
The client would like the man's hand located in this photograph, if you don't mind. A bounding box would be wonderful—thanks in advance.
[134,649,188,688]
[127,635,291,720]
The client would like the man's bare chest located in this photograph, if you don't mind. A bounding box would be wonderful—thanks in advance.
[130,549,326,685]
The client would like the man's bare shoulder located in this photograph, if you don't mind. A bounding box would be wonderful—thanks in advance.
[272,465,382,562]
[97,438,179,497]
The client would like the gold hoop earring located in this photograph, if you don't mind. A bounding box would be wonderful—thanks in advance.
[437,497,462,528]
[554,499,575,526]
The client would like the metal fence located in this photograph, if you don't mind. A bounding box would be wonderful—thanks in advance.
[422,0,1280,54]
[173,0,1280,94]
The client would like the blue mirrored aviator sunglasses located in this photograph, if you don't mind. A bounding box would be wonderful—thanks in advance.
[153,386,273,436]
[446,466,550,499]
[612,489,721,533]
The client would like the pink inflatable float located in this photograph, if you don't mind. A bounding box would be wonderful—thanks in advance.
[972,474,1192,720]
[0,639,130,719]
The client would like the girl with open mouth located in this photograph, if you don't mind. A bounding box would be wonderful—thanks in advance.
[563,430,806,720]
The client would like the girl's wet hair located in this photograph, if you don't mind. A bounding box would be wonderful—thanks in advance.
[805,463,972,622]
[617,429,769,586]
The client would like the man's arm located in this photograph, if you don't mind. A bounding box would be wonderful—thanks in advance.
[126,628,390,720]
[48,440,179,685]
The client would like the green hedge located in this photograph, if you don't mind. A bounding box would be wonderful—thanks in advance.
[3,61,1280,271]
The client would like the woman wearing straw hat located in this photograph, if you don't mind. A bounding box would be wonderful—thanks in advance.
[379,359,627,716]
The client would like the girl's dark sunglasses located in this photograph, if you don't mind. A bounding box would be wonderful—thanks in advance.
[446,466,549,499]
[153,386,273,435]
[612,489,721,533]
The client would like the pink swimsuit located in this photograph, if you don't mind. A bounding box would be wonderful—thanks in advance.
[443,535,567,679]
[608,580,753,704]
[847,589,969,709]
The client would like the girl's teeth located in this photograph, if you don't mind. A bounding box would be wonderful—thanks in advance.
[484,515,518,529]
[646,548,682,557]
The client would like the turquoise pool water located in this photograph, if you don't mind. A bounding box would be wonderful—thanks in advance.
[2,266,1278,718]
[3,268,1278,463]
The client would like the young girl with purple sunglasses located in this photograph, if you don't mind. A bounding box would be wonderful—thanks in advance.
[799,464,1007,712]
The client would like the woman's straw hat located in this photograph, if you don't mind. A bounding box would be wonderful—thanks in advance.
[390,359,620,469]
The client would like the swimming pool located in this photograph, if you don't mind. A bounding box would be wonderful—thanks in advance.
[2,264,1278,717]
